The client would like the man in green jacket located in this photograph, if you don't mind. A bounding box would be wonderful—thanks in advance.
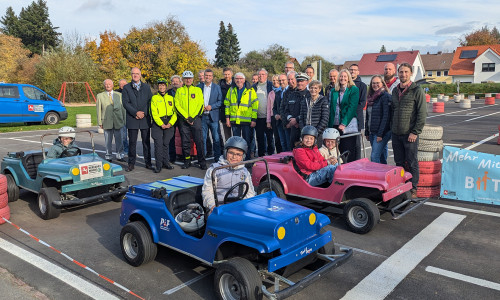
[97,79,126,162]
[174,70,206,170]
[391,63,427,198]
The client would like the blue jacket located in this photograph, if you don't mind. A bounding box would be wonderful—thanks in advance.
[198,82,222,122]
[365,91,391,138]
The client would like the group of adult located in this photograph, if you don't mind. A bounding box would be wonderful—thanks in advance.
[96,61,426,197]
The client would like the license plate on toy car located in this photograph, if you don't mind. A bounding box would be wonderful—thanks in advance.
[79,161,103,180]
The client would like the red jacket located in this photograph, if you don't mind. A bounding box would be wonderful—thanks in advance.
[293,146,327,175]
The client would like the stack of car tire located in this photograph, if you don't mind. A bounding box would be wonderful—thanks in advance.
[0,174,10,224]
[417,124,443,198]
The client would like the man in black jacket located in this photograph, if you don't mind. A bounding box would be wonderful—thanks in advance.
[349,64,367,160]
[282,72,310,147]
[122,67,153,171]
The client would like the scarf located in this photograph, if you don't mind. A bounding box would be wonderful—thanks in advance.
[367,88,385,106]
[397,81,412,101]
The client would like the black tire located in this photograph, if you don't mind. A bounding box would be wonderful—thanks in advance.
[307,228,335,270]
[256,179,285,199]
[37,187,61,220]
[6,174,19,203]
[120,221,157,267]
[344,198,380,234]
[44,112,60,125]
[214,257,262,300]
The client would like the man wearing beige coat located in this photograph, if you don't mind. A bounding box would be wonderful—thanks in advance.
[97,79,127,162]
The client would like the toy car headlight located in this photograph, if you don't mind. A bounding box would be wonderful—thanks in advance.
[71,168,80,176]
[277,227,286,240]
[309,213,316,225]
[401,169,405,177]
[103,163,111,171]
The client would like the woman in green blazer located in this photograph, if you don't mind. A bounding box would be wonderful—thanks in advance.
[327,69,359,163]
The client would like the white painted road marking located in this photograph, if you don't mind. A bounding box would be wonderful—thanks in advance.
[464,133,499,150]
[425,202,500,218]
[341,212,465,300]
[0,237,119,300]
[426,266,500,291]
[163,270,214,295]
[427,104,498,118]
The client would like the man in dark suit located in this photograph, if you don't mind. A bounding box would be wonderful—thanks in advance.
[198,69,223,162]
[122,67,153,171]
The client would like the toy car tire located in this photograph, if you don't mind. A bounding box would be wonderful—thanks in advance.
[120,221,157,267]
[257,179,285,199]
[344,198,380,234]
[37,187,61,220]
[214,257,263,300]
[307,228,335,270]
[0,205,10,224]
[6,174,19,203]
[0,174,7,194]
[0,193,7,209]
[43,112,60,125]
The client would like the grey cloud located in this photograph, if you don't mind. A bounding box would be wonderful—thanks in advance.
[77,0,114,12]
[435,25,471,35]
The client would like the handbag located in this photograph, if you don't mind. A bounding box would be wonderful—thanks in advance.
[343,118,358,134]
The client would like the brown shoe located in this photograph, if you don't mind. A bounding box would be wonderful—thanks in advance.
[125,164,135,172]
[411,189,418,199]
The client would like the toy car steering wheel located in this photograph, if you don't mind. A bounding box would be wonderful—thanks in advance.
[223,182,249,204]
[60,147,81,158]
[340,150,350,163]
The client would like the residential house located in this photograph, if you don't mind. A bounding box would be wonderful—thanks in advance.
[421,52,454,84]
[449,45,500,83]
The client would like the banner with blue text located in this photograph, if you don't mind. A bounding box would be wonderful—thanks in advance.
[441,146,500,205]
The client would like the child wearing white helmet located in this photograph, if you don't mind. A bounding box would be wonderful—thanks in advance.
[319,128,342,165]
[46,126,80,159]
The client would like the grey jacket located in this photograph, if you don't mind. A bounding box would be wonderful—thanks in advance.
[202,157,255,210]
[46,138,79,159]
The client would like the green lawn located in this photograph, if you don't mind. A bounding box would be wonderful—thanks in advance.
[0,105,97,133]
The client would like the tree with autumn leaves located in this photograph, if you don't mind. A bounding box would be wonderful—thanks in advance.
[460,26,500,46]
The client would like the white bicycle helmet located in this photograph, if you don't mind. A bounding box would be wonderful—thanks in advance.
[175,203,205,233]
[182,70,194,78]
[323,128,340,140]
[58,126,76,139]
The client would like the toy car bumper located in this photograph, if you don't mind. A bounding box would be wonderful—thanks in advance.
[52,185,128,207]
[382,181,413,202]
[61,175,125,193]
[261,247,353,300]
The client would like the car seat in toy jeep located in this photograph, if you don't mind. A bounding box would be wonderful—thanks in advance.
[22,152,44,179]
[175,203,205,233]
[167,189,206,236]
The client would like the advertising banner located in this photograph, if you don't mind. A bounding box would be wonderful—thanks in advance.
[441,146,500,205]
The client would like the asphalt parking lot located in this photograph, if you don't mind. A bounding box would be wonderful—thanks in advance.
[0,99,499,300]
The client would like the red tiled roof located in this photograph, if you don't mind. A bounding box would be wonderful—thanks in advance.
[449,44,500,75]
[338,60,359,71]
[358,51,420,76]
[421,52,454,71]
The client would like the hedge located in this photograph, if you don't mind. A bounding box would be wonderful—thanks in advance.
[421,82,500,96]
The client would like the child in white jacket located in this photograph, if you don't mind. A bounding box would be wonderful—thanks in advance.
[319,128,342,165]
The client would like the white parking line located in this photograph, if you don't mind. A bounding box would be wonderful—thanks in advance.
[163,270,214,295]
[426,266,500,291]
[341,212,465,300]
[447,111,500,126]
[427,104,498,118]
[0,238,119,300]
[464,133,499,150]
[425,202,500,218]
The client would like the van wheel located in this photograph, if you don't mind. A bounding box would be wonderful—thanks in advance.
[120,221,157,267]
[215,257,262,300]
[38,187,61,220]
[344,198,380,234]
[257,179,285,199]
[44,112,60,125]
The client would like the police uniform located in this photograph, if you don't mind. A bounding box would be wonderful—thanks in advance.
[174,84,206,167]
[151,91,177,170]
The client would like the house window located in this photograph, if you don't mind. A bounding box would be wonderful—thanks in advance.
[437,71,442,76]
[482,63,495,72]
[427,71,432,77]
[444,71,448,76]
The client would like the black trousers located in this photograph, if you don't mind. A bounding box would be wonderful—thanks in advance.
[271,118,283,153]
[255,118,275,156]
[178,118,205,164]
[392,133,420,190]
[151,123,175,169]
[168,124,177,162]
[290,126,301,148]
[128,128,152,166]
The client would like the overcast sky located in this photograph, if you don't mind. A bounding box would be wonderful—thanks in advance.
[4,0,500,65]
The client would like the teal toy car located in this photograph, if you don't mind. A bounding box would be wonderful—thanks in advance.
[1,131,127,219]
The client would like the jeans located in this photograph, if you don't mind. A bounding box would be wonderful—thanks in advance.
[283,127,291,151]
[307,164,338,187]
[104,128,123,160]
[274,119,287,152]
[231,123,252,160]
[256,118,275,156]
[202,115,221,161]
[120,125,129,154]
[369,131,391,164]
[392,133,419,190]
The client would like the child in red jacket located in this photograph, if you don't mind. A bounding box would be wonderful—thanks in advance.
[293,125,338,187]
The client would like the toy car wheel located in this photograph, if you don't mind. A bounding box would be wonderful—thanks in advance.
[307,228,335,270]
[344,198,380,234]
[215,257,263,300]
[257,179,285,199]
[44,112,60,125]
[37,187,61,220]
[120,221,157,267]
[6,174,19,203]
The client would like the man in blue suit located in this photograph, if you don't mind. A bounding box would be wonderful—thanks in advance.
[198,69,222,162]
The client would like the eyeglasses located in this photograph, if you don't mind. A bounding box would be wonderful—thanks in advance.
[227,151,244,158]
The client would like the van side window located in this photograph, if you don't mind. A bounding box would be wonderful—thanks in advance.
[0,86,20,98]
[22,86,46,100]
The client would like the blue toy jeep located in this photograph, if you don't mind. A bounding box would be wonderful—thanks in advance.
[1,131,127,219]
[119,159,352,299]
